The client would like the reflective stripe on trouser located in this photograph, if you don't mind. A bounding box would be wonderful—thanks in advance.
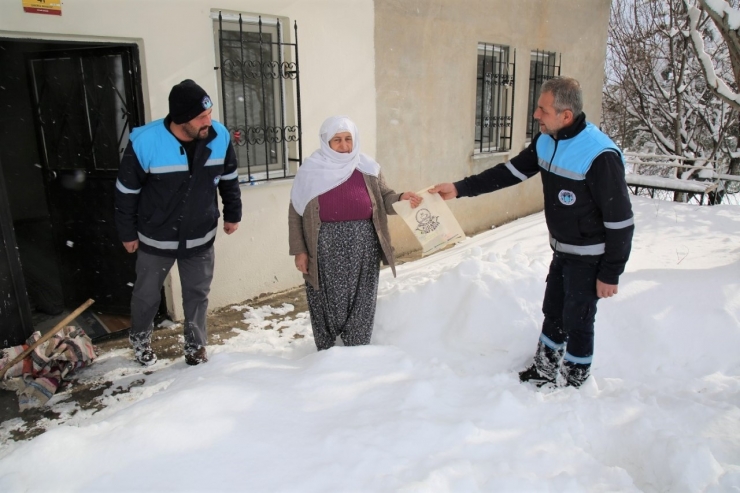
[534,337,564,381]
[129,246,215,354]
[536,252,599,385]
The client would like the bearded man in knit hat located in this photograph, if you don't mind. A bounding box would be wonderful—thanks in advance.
[115,79,242,366]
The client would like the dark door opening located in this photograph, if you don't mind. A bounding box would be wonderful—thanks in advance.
[0,38,146,344]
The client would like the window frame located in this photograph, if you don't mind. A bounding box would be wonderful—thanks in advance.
[474,43,516,154]
[526,50,561,140]
[212,11,302,183]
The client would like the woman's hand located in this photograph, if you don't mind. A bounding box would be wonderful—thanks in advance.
[294,252,309,274]
[400,191,423,208]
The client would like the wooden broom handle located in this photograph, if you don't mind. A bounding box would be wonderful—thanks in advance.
[0,298,95,380]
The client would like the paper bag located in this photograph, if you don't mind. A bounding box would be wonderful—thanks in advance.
[393,188,465,256]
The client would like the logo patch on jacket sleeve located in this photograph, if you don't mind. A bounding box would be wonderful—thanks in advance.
[213,176,221,186]
[558,190,576,205]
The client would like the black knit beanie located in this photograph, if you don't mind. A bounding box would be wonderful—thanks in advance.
[168,79,213,124]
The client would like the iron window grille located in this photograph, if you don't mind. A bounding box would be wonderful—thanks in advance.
[475,43,515,153]
[213,11,302,183]
[526,50,561,139]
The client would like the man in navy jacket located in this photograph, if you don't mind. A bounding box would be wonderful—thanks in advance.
[115,80,242,366]
[431,77,633,388]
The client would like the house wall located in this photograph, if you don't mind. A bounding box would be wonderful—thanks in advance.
[374,0,613,252]
[0,0,376,319]
[0,0,612,319]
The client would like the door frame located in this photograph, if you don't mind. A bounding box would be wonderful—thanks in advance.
[25,43,146,314]
[0,36,147,343]
[0,156,34,345]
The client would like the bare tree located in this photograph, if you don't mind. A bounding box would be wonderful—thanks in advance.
[603,0,738,201]
[683,0,740,109]
[684,0,740,183]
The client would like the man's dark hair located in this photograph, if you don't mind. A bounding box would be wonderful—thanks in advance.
[541,76,583,117]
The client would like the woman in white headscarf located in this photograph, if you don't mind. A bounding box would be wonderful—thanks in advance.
[288,116,421,350]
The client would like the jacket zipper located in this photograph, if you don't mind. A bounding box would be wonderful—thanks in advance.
[548,138,559,252]
[548,138,559,172]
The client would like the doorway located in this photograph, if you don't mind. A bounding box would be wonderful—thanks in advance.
[0,38,145,344]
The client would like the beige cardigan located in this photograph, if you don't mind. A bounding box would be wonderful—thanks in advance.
[288,171,402,290]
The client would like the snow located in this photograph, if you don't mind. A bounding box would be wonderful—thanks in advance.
[1,197,740,491]
[685,2,740,106]
[704,0,740,30]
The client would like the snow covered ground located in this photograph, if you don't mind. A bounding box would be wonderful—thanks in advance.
[0,196,739,492]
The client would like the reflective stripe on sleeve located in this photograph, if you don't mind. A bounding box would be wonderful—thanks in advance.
[505,161,528,182]
[604,217,634,229]
[116,179,141,194]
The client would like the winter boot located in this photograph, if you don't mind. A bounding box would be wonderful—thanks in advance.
[518,364,555,387]
[185,346,208,366]
[562,360,590,388]
[134,344,157,366]
[534,340,564,377]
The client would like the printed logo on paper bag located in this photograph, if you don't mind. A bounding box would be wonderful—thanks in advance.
[415,208,440,235]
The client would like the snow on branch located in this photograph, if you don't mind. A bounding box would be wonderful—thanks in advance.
[604,0,737,173]
[683,0,740,109]
[704,0,740,29]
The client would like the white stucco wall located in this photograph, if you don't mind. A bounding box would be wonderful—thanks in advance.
[0,0,376,319]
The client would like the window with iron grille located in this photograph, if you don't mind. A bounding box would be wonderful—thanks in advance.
[212,11,302,183]
[475,43,515,153]
[526,50,561,139]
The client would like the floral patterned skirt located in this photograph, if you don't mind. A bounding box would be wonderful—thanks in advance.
[305,219,381,350]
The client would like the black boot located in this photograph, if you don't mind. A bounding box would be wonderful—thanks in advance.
[562,361,590,388]
[518,364,555,387]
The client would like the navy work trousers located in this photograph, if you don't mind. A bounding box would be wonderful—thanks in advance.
[534,252,600,386]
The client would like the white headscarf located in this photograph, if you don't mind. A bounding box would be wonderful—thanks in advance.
[290,116,381,215]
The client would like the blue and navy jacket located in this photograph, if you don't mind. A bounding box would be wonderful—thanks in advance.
[114,117,242,258]
[455,113,634,284]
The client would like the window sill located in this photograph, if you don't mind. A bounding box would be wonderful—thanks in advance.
[238,173,295,188]
[469,150,509,174]
[471,150,509,160]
